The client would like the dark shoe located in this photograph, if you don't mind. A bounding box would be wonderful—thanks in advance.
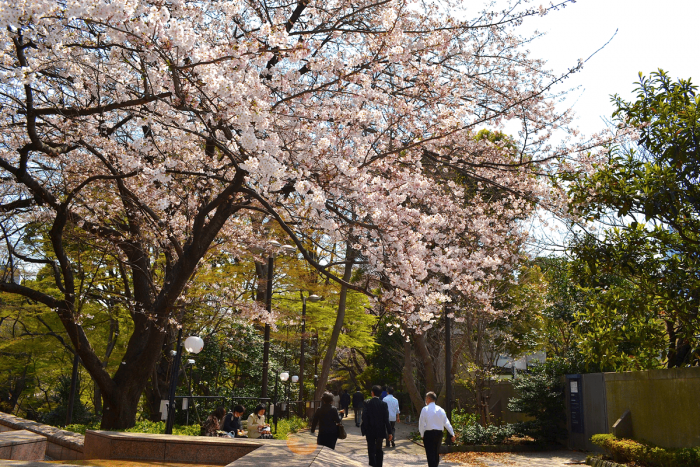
[391,441,395,447]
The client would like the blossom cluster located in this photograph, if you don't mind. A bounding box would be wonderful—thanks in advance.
[0,0,608,333]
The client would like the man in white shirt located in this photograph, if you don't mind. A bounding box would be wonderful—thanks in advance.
[418,391,456,467]
[382,387,400,447]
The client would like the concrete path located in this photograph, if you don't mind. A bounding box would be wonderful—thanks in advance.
[290,409,588,467]
[443,451,588,466]
[290,409,459,467]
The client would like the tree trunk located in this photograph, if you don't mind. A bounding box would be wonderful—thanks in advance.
[100,377,148,429]
[314,244,354,401]
[402,336,425,416]
[414,331,437,393]
[143,341,175,422]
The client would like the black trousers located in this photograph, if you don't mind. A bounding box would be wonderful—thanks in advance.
[342,404,350,418]
[386,421,396,446]
[366,436,384,467]
[317,431,338,450]
[423,430,443,467]
[354,407,363,426]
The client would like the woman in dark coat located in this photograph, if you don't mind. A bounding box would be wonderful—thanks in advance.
[311,391,343,449]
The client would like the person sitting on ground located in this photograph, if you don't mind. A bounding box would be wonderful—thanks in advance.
[311,391,343,450]
[201,406,225,437]
[247,404,272,439]
[222,405,247,438]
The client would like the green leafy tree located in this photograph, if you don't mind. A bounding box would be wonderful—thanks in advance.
[563,70,700,367]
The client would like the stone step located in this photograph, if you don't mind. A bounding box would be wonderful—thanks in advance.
[0,431,47,461]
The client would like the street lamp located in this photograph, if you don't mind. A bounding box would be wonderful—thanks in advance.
[184,359,196,425]
[289,375,298,419]
[165,332,204,435]
[299,294,321,407]
[279,371,289,414]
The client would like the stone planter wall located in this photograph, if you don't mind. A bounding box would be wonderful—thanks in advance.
[0,411,84,460]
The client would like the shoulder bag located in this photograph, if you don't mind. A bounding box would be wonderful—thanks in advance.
[337,420,347,440]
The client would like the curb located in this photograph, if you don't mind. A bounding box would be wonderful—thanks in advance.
[409,438,560,454]
[586,456,626,467]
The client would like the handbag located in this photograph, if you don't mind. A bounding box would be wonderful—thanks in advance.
[337,421,347,440]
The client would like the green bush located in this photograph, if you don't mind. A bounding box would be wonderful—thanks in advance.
[62,420,200,436]
[458,422,516,445]
[591,434,700,467]
[451,409,520,445]
[273,416,308,440]
[508,364,566,444]
[64,422,100,434]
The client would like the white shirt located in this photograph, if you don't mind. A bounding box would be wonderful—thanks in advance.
[383,394,400,422]
[419,402,454,438]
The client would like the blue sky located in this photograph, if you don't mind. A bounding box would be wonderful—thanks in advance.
[488,0,700,137]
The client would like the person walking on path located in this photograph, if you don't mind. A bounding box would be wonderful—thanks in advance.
[419,392,456,467]
[340,389,351,419]
[352,387,365,427]
[362,385,393,467]
[332,391,341,410]
[382,387,400,448]
[311,391,344,450]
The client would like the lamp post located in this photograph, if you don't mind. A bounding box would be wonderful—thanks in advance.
[185,358,195,425]
[165,334,204,434]
[290,375,299,420]
[261,241,297,399]
[279,371,289,418]
[299,294,321,407]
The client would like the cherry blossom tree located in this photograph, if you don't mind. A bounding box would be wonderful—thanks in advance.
[0,0,600,427]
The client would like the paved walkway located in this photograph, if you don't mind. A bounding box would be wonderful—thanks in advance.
[290,409,588,467]
[443,451,588,466]
[290,410,456,467]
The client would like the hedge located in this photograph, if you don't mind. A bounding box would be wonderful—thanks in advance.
[591,434,700,467]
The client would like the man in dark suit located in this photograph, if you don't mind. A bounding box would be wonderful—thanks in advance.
[352,387,365,427]
[361,385,393,467]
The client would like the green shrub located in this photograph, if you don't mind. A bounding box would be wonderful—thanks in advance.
[458,422,516,445]
[64,422,99,434]
[591,434,700,467]
[451,409,478,431]
[508,364,566,444]
[450,408,520,445]
[62,420,200,436]
[273,416,308,440]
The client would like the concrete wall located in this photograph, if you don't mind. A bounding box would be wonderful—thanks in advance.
[604,366,700,449]
[0,412,84,460]
[565,373,608,453]
[454,379,531,425]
